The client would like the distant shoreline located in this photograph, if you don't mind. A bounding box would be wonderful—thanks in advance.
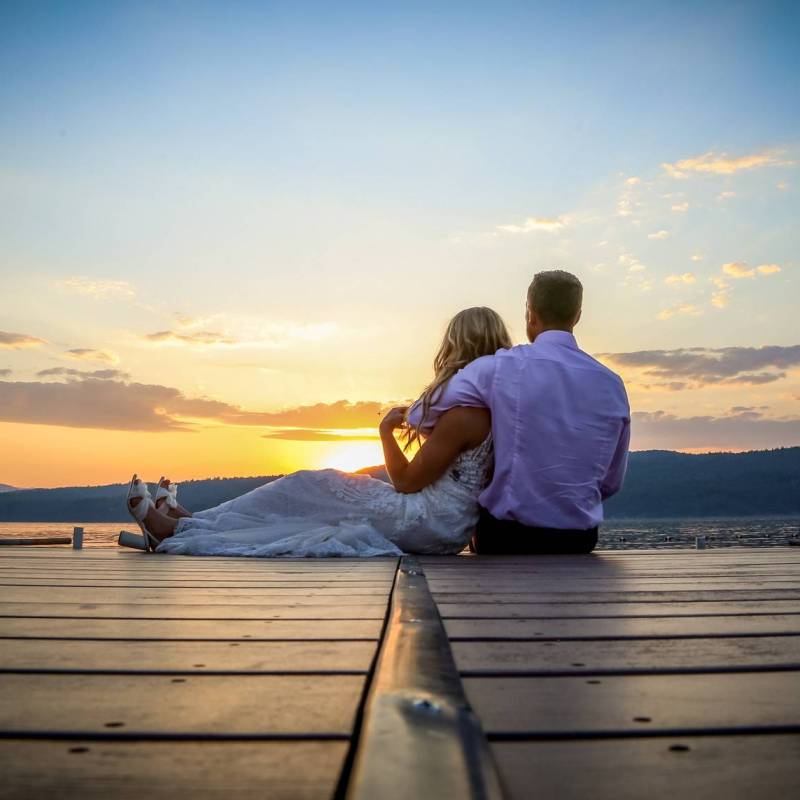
[1,447,798,522]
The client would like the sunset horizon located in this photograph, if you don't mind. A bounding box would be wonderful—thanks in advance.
[2,1,799,489]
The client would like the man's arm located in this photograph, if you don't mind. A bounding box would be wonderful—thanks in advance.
[405,355,495,433]
[600,416,630,500]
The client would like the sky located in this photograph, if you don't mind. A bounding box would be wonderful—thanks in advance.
[1,0,799,488]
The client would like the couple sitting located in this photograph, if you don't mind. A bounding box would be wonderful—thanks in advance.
[126,270,630,557]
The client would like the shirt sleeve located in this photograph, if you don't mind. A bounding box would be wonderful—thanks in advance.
[600,415,630,500]
[405,355,495,433]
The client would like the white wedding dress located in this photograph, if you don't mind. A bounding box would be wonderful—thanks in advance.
[156,436,493,557]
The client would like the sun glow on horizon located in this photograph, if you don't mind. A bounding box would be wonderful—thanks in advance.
[317,440,385,473]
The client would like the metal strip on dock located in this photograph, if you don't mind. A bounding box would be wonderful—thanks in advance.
[344,556,504,800]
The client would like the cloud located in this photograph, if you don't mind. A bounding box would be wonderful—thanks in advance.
[0,331,47,349]
[712,263,781,306]
[496,216,567,234]
[671,202,689,212]
[632,410,800,452]
[599,344,800,387]
[658,303,702,320]
[648,230,670,240]
[625,177,641,185]
[251,400,388,428]
[55,277,135,299]
[66,348,120,364]
[665,273,696,285]
[36,367,130,380]
[717,190,736,200]
[691,254,704,262]
[0,374,392,435]
[710,275,731,309]
[262,428,379,442]
[722,262,756,278]
[144,330,238,346]
[662,149,786,178]
[619,252,647,273]
[142,321,340,349]
[0,369,11,378]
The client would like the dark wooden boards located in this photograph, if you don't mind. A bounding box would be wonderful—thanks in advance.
[0,740,348,800]
[464,672,800,734]
[0,673,364,735]
[0,639,376,673]
[0,549,398,799]
[492,736,800,800]
[453,636,800,674]
[0,617,382,640]
[445,614,800,638]
[421,549,800,800]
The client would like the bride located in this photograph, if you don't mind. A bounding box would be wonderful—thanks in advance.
[125,306,512,557]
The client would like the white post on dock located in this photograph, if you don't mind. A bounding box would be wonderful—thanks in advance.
[72,526,83,550]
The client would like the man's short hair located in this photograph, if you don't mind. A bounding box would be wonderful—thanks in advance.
[527,270,583,328]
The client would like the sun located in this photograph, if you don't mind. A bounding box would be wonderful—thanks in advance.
[318,441,384,473]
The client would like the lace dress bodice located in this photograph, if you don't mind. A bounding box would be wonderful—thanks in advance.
[442,435,494,495]
[157,436,494,558]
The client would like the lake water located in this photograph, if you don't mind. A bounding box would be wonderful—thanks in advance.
[1,518,798,551]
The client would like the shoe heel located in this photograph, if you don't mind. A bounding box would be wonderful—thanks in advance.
[118,530,148,550]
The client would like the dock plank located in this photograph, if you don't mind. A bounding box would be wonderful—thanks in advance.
[0,602,387,619]
[0,616,382,640]
[0,587,389,603]
[0,674,364,735]
[437,601,800,617]
[454,636,800,674]
[0,740,348,800]
[445,615,800,638]
[492,736,800,800]
[0,639,375,673]
[463,672,800,734]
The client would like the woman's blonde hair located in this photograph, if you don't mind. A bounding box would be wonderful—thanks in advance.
[404,306,512,450]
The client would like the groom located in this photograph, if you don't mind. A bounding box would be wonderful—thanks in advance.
[407,270,630,554]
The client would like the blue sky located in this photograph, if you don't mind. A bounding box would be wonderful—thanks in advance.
[1,1,799,486]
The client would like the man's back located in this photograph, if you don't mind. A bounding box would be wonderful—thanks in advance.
[407,330,630,529]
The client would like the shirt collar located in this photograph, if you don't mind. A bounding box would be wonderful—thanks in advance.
[533,330,578,349]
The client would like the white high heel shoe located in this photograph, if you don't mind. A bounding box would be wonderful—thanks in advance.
[154,477,179,513]
[123,474,161,552]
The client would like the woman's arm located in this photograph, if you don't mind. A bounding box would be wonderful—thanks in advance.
[379,406,491,494]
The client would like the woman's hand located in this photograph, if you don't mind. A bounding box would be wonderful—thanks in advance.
[379,406,408,435]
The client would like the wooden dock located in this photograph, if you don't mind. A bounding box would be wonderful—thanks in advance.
[0,546,798,798]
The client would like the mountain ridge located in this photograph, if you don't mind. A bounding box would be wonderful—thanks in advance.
[0,448,797,522]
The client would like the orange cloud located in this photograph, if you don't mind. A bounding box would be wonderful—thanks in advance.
[665,273,696,285]
[0,374,393,435]
[55,277,135,299]
[662,149,786,178]
[496,216,567,234]
[0,331,47,349]
[722,262,756,278]
[66,348,120,363]
[658,303,702,320]
[144,330,238,346]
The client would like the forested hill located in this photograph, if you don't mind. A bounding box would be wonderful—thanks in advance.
[0,448,798,522]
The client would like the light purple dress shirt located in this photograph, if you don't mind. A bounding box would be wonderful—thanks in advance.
[406,330,630,530]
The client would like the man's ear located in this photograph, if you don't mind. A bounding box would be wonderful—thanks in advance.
[526,306,538,341]
[574,308,582,326]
